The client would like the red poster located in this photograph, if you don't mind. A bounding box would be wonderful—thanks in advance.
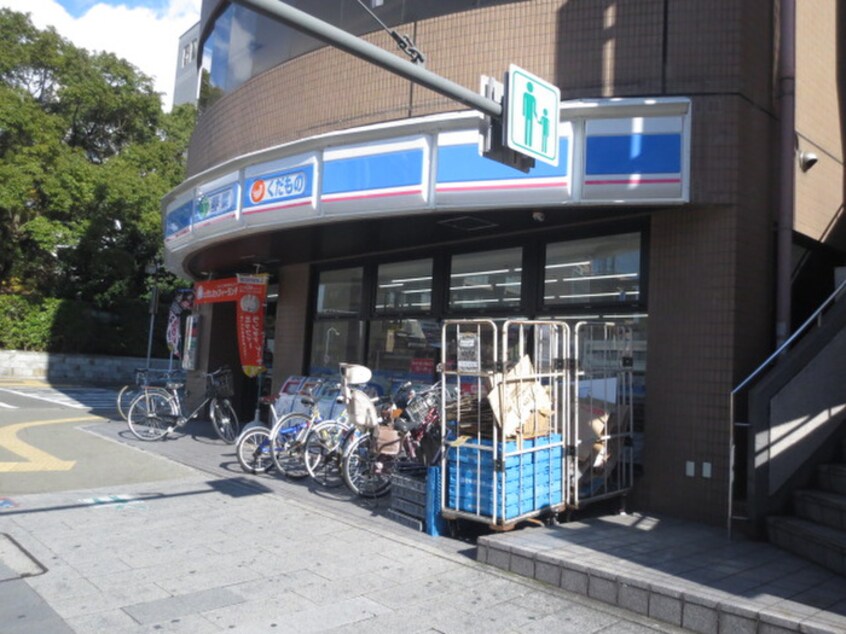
[236,274,268,377]
[409,357,435,376]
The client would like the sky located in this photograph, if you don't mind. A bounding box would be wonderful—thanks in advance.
[0,0,201,109]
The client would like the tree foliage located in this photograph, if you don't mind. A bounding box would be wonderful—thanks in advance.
[0,9,195,353]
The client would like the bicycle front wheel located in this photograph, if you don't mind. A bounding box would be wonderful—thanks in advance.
[304,420,350,488]
[270,413,310,479]
[236,427,274,474]
[342,434,392,497]
[211,399,240,443]
[127,391,176,441]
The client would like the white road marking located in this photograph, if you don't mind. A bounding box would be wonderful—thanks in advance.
[0,388,87,409]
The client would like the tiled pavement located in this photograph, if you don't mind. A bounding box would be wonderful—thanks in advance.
[2,400,846,632]
[478,513,846,634]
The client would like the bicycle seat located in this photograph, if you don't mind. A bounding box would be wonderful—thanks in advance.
[166,381,184,390]
[340,363,372,385]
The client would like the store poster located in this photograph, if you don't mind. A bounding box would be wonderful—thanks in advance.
[182,314,200,371]
[457,332,480,372]
[166,289,195,357]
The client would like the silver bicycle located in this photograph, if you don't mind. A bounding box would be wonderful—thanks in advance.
[126,366,240,443]
[116,367,183,420]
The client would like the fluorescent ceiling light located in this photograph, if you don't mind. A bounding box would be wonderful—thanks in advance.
[557,273,638,282]
[546,260,591,270]
[451,268,509,278]
[392,276,432,283]
[450,284,492,291]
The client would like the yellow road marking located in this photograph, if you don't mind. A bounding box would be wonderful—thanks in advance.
[0,416,102,472]
[0,379,50,387]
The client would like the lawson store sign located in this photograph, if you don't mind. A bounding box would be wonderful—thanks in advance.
[164,97,690,252]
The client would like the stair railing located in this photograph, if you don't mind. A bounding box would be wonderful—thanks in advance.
[728,276,846,537]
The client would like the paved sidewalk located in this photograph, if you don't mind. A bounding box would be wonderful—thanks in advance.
[1,473,683,633]
[479,514,846,634]
[3,413,846,633]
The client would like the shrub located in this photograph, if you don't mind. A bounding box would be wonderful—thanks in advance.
[0,294,167,355]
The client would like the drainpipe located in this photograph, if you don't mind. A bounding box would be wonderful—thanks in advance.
[775,0,796,347]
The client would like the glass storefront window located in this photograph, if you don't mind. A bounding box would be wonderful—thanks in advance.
[200,1,522,102]
[367,319,440,388]
[544,233,640,307]
[308,319,364,377]
[375,259,433,314]
[316,267,363,316]
[449,247,522,311]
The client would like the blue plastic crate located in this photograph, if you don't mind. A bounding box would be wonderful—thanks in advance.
[447,434,564,469]
[447,467,562,490]
[445,434,565,520]
[447,483,563,519]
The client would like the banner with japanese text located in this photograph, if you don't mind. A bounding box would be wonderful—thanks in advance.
[166,289,195,357]
[236,274,268,378]
[194,275,268,377]
[194,278,240,304]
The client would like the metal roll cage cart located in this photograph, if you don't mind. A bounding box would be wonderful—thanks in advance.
[438,319,634,530]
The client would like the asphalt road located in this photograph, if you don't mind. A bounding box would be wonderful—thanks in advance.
[0,380,194,496]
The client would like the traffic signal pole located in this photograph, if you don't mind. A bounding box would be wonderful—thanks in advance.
[229,0,502,120]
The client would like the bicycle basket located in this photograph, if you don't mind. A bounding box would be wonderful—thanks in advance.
[402,390,439,429]
[374,424,401,456]
[211,367,235,398]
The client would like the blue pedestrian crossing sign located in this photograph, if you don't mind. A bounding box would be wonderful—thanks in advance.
[506,64,560,166]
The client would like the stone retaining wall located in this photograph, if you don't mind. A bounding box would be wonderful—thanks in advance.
[0,350,176,385]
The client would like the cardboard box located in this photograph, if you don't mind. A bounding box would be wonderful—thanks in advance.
[577,400,609,462]
[486,355,552,437]
[521,409,551,438]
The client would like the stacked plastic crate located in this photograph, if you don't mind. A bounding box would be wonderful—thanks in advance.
[446,435,564,521]
[388,467,444,535]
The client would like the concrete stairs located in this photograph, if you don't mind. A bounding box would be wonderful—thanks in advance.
[768,440,846,575]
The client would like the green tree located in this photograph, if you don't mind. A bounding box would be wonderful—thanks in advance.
[0,9,195,353]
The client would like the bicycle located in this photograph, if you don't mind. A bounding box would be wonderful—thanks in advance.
[301,418,355,488]
[116,367,183,420]
[342,377,442,497]
[297,364,386,489]
[126,366,240,443]
[237,385,333,477]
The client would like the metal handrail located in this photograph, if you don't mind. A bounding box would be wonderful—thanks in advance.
[732,276,846,396]
[728,275,846,536]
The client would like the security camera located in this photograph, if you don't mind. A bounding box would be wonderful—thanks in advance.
[799,151,818,172]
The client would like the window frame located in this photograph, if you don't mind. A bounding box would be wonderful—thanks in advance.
[306,221,649,374]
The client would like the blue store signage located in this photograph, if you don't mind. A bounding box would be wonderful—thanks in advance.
[243,163,314,213]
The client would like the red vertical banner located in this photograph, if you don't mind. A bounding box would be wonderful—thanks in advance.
[192,275,268,377]
[236,274,268,377]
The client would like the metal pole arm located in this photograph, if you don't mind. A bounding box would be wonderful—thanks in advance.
[230,0,502,119]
